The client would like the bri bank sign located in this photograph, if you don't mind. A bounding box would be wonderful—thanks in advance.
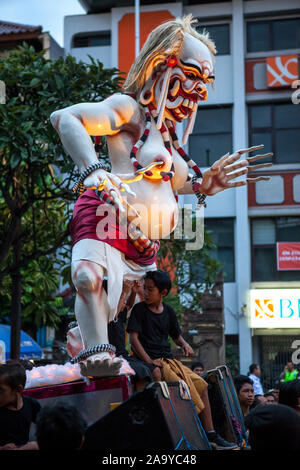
[250,289,300,328]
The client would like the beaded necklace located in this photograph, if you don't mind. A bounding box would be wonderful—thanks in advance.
[146,102,175,181]
[165,119,202,177]
[128,99,203,183]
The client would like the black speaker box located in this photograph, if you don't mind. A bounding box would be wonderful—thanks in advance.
[83,381,211,451]
[203,365,247,447]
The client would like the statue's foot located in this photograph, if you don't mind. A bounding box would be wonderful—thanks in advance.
[79,352,123,378]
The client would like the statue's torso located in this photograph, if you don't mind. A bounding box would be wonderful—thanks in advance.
[106,103,188,239]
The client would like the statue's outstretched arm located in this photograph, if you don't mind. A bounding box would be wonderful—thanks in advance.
[177,145,272,197]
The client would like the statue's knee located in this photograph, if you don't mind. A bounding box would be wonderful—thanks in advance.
[73,264,102,294]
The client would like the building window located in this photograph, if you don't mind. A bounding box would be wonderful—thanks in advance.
[247,17,300,53]
[258,335,300,391]
[72,31,111,48]
[248,102,300,165]
[189,106,232,167]
[205,218,235,282]
[197,23,230,55]
[251,217,300,282]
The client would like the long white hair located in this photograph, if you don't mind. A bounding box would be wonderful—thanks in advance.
[123,15,216,95]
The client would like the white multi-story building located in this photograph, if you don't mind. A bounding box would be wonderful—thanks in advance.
[64,0,300,387]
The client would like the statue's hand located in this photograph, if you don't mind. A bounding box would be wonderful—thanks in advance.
[83,168,136,212]
[199,144,273,196]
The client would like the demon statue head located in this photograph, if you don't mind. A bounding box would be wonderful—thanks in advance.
[123,15,216,144]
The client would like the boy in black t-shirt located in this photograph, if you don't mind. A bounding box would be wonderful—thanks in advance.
[127,270,239,450]
[0,361,40,450]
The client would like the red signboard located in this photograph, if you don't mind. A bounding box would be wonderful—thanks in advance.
[277,242,300,271]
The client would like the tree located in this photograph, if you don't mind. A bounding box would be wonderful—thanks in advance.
[0,44,122,358]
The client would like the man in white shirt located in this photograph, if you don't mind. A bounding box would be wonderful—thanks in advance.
[248,363,264,396]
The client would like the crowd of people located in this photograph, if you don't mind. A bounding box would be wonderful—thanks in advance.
[0,270,300,451]
[232,361,300,450]
[233,361,300,418]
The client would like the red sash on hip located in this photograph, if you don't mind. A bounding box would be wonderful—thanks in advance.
[69,189,157,266]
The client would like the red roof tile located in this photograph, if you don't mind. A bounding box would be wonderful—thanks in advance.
[0,20,42,36]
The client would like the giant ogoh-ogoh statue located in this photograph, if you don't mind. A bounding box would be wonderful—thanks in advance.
[50,16,271,377]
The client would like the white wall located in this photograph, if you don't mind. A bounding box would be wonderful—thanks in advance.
[64,12,112,67]
[205,56,234,106]
[68,46,112,67]
[64,13,112,52]
[224,283,239,334]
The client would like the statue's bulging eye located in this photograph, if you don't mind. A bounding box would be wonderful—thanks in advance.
[204,76,215,84]
[186,72,197,80]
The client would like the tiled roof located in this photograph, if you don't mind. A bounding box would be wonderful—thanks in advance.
[0,20,42,36]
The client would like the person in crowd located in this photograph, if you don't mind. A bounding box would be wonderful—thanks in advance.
[264,391,276,404]
[127,270,238,450]
[233,375,254,417]
[251,395,267,409]
[278,380,300,416]
[248,364,264,396]
[35,404,86,450]
[0,361,40,450]
[14,359,34,371]
[272,384,280,403]
[280,360,299,383]
[245,404,300,451]
[191,361,205,377]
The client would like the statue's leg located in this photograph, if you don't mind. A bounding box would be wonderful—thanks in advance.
[66,325,83,358]
[72,259,108,347]
[71,259,122,377]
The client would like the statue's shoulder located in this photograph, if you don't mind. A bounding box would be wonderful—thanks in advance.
[104,92,139,110]
[103,92,140,124]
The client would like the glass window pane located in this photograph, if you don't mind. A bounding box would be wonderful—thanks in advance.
[250,132,273,162]
[275,129,300,164]
[250,105,271,128]
[90,35,111,46]
[205,219,234,246]
[205,248,235,282]
[276,217,300,242]
[190,262,205,283]
[247,22,271,52]
[273,19,300,50]
[73,32,111,48]
[205,219,235,281]
[252,219,275,245]
[189,133,232,167]
[194,107,232,134]
[218,247,235,282]
[253,247,276,281]
[198,24,230,55]
[279,270,300,281]
[274,104,300,129]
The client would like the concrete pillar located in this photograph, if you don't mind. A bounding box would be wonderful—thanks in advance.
[232,0,252,373]
[179,273,225,371]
